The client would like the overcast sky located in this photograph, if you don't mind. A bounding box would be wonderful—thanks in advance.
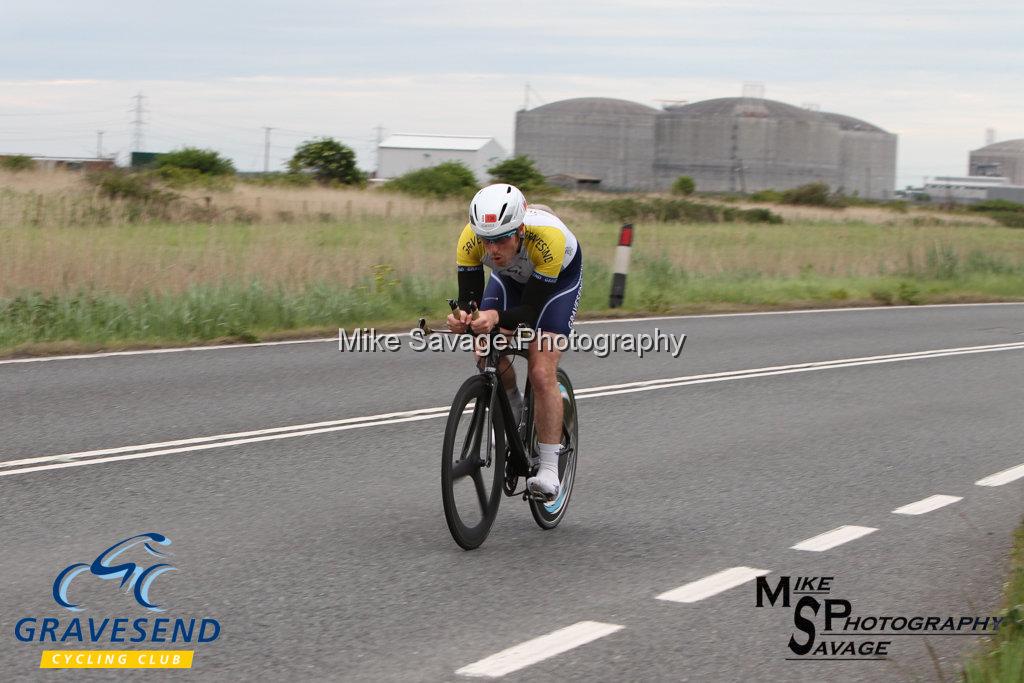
[1,0,1021,188]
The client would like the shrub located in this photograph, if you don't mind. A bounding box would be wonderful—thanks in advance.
[896,281,922,305]
[882,200,909,213]
[750,189,782,202]
[569,197,782,224]
[0,155,35,172]
[988,211,1024,228]
[968,199,1024,213]
[924,244,959,279]
[780,183,846,207]
[156,147,235,176]
[385,161,478,199]
[157,166,234,190]
[870,288,894,305]
[288,138,365,185]
[86,169,176,204]
[487,155,547,192]
[726,207,784,224]
[243,172,315,188]
[671,176,695,196]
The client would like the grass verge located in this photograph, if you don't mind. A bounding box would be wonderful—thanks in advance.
[963,519,1024,682]
[2,259,1023,357]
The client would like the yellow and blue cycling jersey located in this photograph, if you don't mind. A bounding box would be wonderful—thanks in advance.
[456,208,583,335]
[456,208,580,284]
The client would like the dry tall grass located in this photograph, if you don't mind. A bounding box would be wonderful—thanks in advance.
[0,169,1019,299]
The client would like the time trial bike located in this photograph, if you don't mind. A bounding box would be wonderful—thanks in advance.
[420,302,579,550]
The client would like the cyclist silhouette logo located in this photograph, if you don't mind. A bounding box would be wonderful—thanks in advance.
[52,533,176,613]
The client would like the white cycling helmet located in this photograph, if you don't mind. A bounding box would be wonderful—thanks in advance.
[468,184,527,238]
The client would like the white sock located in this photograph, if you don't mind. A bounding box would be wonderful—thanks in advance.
[535,442,560,476]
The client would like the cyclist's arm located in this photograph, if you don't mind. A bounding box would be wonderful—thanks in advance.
[497,274,558,330]
[455,224,485,310]
[457,267,484,311]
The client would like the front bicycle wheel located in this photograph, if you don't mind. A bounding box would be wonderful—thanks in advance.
[441,375,506,550]
[528,368,578,530]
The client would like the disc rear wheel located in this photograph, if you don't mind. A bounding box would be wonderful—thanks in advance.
[527,368,578,530]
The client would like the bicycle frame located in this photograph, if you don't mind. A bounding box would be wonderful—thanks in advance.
[418,313,537,488]
[479,346,534,483]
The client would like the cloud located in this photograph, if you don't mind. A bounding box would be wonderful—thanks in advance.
[0,1,1020,186]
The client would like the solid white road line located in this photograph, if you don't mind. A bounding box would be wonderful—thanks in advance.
[573,302,1024,326]
[791,525,878,552]
[455,621,624,678]
[656,567,771,603]
[0,337,338,364]
[2,302,1021,365]
[573,341,1024,399]
[0,414,447,478]
[975,463,1024,487]
[4,341,1024,478]
[892,495,963,515]
[0,405,451,469]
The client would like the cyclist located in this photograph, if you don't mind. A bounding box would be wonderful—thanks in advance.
[446,183,582,501]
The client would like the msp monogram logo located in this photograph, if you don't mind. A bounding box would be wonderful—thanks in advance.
[13,532,221,670]
[755,574,1005,661]
[53,533,176,612]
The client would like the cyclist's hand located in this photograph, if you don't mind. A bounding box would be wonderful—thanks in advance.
[446,310,470,333]
[470,309,499,334]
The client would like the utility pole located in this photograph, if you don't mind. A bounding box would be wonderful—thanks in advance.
[373,124,385,175]
[130,92,147,153]
[262,127,273,173]
[96,131,104,159]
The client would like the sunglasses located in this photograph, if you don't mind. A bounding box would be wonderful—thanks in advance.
[482,229,518,244]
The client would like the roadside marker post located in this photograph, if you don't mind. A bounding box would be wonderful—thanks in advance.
[609,223,634,308]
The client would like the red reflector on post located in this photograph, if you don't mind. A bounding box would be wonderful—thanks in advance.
[618,224,634,247]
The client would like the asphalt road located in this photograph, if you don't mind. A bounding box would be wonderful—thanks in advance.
[1,303,1023,681]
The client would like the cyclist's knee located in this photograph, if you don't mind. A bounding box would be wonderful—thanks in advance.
[528,355,557,387]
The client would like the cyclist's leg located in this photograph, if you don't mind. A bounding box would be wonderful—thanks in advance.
[528,335,563,444]
[527,252,583,496]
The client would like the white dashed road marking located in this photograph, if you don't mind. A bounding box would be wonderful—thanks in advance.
[892,495,963,515]
[791,525,878,552]
[455,621,624,678]
[656,567,771,603]
[975,463,1024,487]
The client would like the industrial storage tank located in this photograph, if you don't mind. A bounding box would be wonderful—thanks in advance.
[514,97,659,191]
[969,139,1024,185]
[820,112,897,199]
[654,97,841,194]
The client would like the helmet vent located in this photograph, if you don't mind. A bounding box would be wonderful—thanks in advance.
[497,203,507,220]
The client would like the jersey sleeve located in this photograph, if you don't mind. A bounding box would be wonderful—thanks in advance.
[524,226,567,282]
[456,224,484,271]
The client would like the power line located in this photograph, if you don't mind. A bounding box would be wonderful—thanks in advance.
[130,92,147,152]
[0,108,125,117]
[263,126,273,173]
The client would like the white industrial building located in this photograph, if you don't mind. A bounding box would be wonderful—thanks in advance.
[377,134,507,182]
[920,175,1024,204]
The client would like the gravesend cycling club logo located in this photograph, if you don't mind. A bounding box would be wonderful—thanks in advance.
[755,574,1004,661]
[13,532,221,670]
[53,533,176,612]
